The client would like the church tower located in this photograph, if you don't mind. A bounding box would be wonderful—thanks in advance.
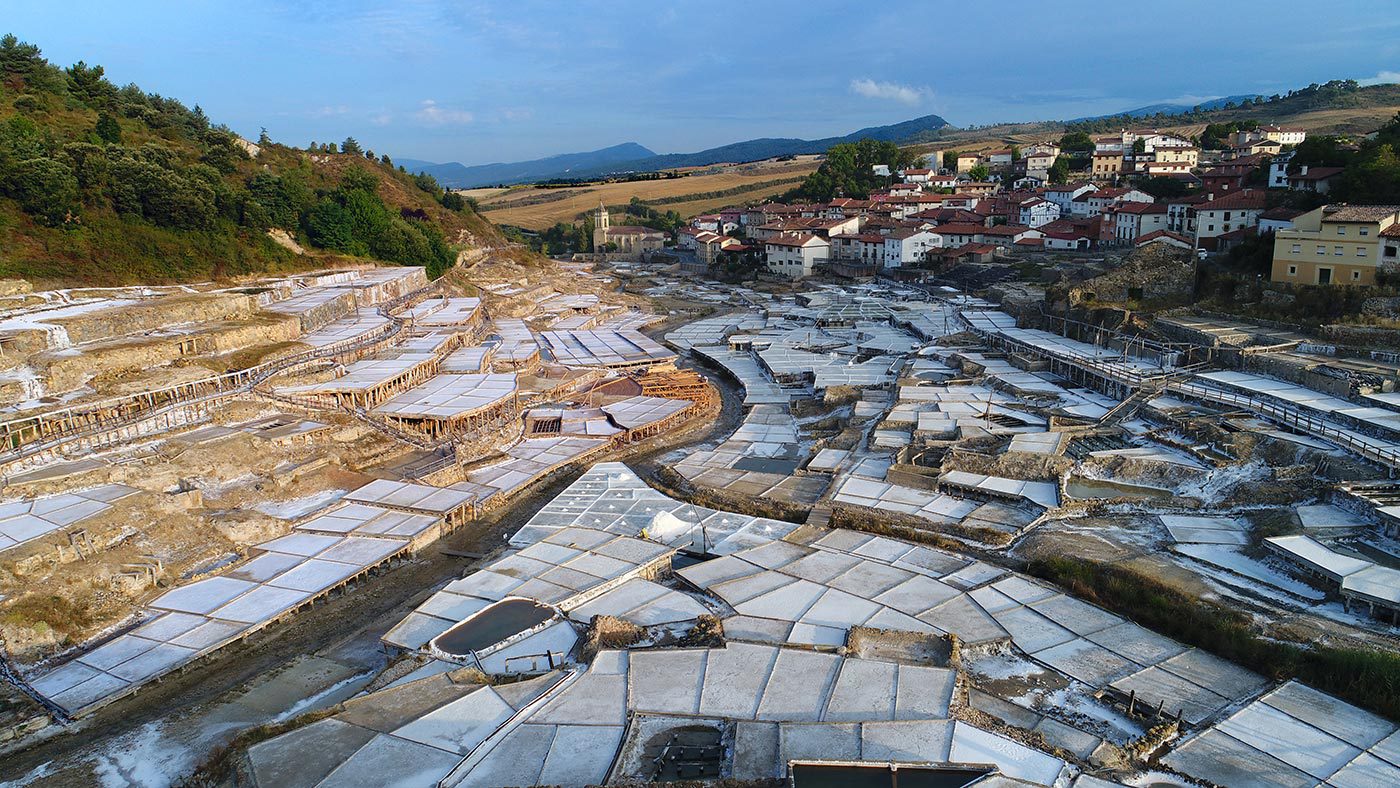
[593,200,610,252]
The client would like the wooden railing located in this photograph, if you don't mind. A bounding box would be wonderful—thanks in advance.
[1168,380,1400,470]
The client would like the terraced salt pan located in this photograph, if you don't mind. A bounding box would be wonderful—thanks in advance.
[0,483,138,554]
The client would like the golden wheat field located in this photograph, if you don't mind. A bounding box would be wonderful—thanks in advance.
[470,160,819,229]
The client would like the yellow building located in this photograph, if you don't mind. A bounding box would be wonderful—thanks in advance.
[1153,145,1199,167]
[1091,151,1123,178]
[1271,204,1400,286]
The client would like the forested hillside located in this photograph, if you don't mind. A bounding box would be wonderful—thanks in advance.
[0,34,498,285]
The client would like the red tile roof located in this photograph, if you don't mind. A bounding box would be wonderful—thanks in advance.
[1196,190,1268,211]
[765,233,826,248]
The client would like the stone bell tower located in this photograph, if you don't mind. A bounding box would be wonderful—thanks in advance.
[593,200,610,252]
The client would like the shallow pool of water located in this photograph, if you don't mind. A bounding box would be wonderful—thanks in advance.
[1065,476,1172,501]
[432,599,554,655]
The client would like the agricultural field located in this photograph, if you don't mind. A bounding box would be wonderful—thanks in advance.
[467,158,819,229]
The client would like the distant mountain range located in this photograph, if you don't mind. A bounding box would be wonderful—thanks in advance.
[397,142,657,191]
[1067,95,1258,123]
[409,114,949,188]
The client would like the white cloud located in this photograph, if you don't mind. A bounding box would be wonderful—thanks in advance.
[850,78,929,106]
[309,105,349,118]
[1360,70,1400,86]
[415,99,474,125]
[370,113,393,127]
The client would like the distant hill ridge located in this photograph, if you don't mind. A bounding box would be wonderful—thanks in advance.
[415,114,949,188]
[1066,95,1257,123]
[399,142,657,191]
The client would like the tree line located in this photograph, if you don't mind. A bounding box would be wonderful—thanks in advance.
[0,34,471,279]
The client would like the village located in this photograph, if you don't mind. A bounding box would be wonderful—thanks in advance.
[594,122,1400,289]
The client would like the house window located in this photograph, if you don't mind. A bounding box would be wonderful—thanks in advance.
[1360,227,1370,236]
[1354,271,1362,280]
[1335,247,1344,256]
[1208,224,1215,232]
[1337,226,1346,235]
[1387,246,1398,258]
[1317,245,1326,255]
[1225,212,1232,221]
[1358,247,1367,257]
[1288,265,1297,275]
[1291,244,1301,254]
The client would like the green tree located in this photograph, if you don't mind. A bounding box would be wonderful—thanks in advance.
[968,163,989,181]
[94,112,121,143]
[942,151,958,170]
[5,157,78,224]
[65,61,115,107]
[791,139,921,201]
[1138,176,1189,199]
[1058,131,1094,153]
[1131,138,1146,156]
[441,191,466,211]
[341,136,362,156]
[1047,156,1070,185]
[0,35,47,84]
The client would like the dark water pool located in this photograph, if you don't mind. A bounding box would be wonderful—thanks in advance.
[791,764,991,788]
[433,599,554,655]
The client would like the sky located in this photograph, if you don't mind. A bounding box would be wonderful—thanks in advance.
[9,1,1400,165]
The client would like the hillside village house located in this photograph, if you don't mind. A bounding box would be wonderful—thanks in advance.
[955,153,980,173]
[1017,197,1060,228]
[1193,190,1268,250]
[1235,125,1307,147]
[1271,204,1400,286]
[1286,165,1345,194]
[1235,138,1284,157]
[1045,183,1096,213]
[883,228,942,268]
[1092,151,1124,178]
[1094,136,1125,154]
[1071,187,1152,217]
[958,182,1000,197]
[1023,151,1056,173]
[1024,142,1061,158]
[984,149,1014,168]
[1147,144,1199,167]
[902,168,933,183]
[764,233,830,278]
[1108,202,1171,245]
[830,232,888,268]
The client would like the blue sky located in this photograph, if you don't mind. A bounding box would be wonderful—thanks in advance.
[9,1,1400,165]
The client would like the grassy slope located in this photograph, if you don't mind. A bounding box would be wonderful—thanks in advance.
[0,83,504,287]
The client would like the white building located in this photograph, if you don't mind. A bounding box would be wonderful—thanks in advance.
[883,229,942,268]
[1044,183,1096,214]
[764,234,830,279]
[1017,198,1061,228]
